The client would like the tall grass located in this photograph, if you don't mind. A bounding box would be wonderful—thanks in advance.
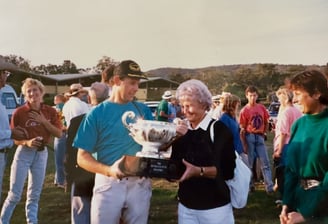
[1,133,280,224]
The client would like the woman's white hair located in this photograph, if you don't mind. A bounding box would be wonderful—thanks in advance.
[176,79,212,110]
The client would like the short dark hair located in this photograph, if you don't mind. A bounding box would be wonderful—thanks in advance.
[290,69,328,105]
[101,65,115,84]
[245,86,259,95]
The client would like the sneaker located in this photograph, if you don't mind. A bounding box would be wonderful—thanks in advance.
[275,199,282,205]
[275,199,283,208]
[55,183,67,192]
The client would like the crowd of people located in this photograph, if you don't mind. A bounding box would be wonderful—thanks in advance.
[0,62,327,223]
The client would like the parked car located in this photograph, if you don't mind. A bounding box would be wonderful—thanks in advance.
[267,101,280,131]
[0,84,20,121]
[143,101,160,119]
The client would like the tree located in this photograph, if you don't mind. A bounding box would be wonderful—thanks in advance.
[3,54,32,72]
[61,60,78,74]
[95,56,118,72]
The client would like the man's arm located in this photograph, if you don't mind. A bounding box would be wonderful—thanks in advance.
[77,149,124,179]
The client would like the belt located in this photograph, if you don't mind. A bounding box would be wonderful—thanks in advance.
[300,179,321,190]
[0,148,8,153]
[37,146,46,152]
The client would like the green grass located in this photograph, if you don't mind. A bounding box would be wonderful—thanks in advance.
[1,132,281,224]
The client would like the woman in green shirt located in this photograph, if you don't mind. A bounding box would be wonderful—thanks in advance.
[280,70,328,224]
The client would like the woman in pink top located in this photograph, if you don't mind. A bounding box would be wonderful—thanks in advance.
[273,86,302,204]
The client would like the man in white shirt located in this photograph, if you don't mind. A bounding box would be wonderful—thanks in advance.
[62,83,90,128]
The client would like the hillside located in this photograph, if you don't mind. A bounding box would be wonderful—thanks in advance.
[146,63,327,100]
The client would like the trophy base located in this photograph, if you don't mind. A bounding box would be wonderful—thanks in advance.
[118,155,184,180]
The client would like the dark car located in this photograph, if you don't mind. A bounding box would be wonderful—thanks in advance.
[267,102,280,131]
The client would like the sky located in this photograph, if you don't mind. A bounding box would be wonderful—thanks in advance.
[1,0,328,71]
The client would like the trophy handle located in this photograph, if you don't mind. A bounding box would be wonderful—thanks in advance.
[121,111,136,129]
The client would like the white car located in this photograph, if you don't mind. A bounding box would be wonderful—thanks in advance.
[0,84,20,121]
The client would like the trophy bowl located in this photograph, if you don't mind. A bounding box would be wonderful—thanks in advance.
[122,111,177,158]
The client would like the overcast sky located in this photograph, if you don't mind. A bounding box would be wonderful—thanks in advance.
[1,0,327,71]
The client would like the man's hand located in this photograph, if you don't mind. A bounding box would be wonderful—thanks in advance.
[109,156,126,179]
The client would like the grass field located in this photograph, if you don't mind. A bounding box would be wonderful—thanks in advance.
[1,132,281,224]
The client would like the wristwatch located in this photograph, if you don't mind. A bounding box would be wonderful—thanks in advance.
[200,167,205,176]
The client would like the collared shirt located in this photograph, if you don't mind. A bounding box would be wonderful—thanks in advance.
[62,96,90,128]
[0,92,13,149]
[11,102,62,144]
[187,113,212,131]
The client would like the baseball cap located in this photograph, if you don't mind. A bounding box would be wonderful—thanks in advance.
[114,60,148,80]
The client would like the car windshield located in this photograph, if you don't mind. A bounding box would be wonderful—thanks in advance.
[268,103,280,115]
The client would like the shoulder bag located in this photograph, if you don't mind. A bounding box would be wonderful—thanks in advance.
[210,121,252,209]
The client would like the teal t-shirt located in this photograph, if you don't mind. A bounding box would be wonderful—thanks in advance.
[73,101,153,165]
[283,108,328,218]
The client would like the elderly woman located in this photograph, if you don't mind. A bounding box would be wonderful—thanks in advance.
[170,79,236,224]
[280,70,328,224]
[0,78,62,224]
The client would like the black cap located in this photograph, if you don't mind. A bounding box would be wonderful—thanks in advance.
[115,60,148,80]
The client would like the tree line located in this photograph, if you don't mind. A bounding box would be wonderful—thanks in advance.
[2,54,327,103]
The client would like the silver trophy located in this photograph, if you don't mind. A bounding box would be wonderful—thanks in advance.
[122,111,176,158]
[120,111,183,179]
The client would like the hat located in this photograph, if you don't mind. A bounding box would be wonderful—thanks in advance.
[162,90,173,99]
[67,83,87,96]
[212,95,220,101]
[115,60,148,80]
[219,91,231,98]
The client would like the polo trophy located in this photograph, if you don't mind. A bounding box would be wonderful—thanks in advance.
[119,111,184,179]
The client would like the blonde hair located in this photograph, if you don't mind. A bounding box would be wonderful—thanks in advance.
[21,78,45,99]
[276,86,293,104]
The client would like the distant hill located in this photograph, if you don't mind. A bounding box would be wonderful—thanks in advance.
[146,63,327,78]
[145,63,328,102]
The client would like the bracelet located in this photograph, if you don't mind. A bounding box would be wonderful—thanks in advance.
[200,167,205,176]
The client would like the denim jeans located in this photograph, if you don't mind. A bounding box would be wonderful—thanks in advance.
[0,152,7,204]
[245,133,274,192]
[70,183,91,224]
[54,132,67,185]
[0,145,48,224]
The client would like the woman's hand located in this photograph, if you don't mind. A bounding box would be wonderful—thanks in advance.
[24,137,43,149]
[175,119,188,137]
[179,159,200,182]
[28,110,48,125]
[280,205,289,224]
[280,205,306,224]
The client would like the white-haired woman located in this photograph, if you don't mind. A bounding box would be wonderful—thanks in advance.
[1,78,62,224]
[170,79,236,224]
